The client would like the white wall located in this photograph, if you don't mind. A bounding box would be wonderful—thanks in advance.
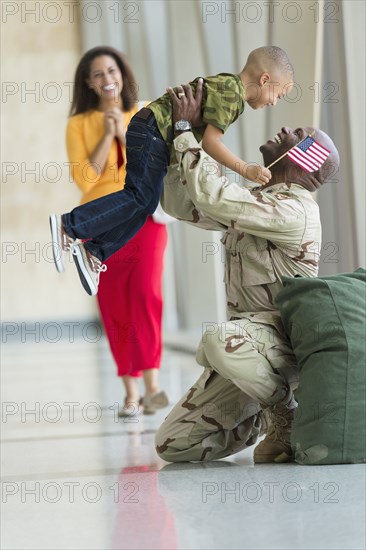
[317,0,365,274]
[1,0,98,324]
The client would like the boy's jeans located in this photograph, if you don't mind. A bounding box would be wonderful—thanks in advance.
[62,110,170,261]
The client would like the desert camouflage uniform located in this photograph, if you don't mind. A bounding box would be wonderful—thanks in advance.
[155,133,322,462]
[148,73,245,159]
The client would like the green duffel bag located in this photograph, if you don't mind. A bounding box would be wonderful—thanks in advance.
[276,268,366,465]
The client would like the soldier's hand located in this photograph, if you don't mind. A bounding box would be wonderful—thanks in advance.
[245,164,272,185]
[167,79,204,128]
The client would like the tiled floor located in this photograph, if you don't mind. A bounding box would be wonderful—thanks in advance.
[1,336,365,550]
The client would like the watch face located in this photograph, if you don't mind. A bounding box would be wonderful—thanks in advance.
[175,120,191,131]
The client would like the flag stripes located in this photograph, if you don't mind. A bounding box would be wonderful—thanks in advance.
[287,136,330,173]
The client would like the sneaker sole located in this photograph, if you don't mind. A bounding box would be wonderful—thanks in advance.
[72,245,97,296]
[49,214,65,273]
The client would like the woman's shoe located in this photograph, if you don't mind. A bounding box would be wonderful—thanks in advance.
[142,391,169,415]
[118,398,143,417]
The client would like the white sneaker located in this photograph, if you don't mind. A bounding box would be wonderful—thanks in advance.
[72,243,107,296]
[49,214,75,273]
[142,391,169,415]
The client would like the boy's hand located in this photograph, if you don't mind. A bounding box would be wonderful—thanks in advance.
[167,79,204,128]
[245,164,272,185]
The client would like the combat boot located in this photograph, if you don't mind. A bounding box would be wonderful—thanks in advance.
[253,401,295,463]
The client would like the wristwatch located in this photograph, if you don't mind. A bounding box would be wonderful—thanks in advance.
[174,120,192,132]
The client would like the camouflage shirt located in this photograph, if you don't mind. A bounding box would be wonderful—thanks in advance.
[161,133,321,323]
[148,73,246,155]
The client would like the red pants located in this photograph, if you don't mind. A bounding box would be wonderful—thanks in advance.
[97,217,167,377]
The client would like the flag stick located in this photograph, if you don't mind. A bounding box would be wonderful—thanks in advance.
[266,131,315,169]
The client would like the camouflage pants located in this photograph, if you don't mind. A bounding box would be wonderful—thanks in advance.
[155,317,298,462]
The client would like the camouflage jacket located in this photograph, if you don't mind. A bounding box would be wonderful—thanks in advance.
[161,133,321,323]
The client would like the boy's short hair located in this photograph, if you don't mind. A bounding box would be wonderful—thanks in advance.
[246,46,294,80]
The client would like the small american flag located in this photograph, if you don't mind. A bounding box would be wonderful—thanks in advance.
[287,136,330,173]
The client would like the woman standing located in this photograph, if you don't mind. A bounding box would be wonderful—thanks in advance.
[66,46,169,415]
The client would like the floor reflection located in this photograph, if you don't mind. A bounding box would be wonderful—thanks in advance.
[112,464,178,550]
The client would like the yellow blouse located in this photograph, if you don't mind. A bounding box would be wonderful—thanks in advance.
[66,104,144,205]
